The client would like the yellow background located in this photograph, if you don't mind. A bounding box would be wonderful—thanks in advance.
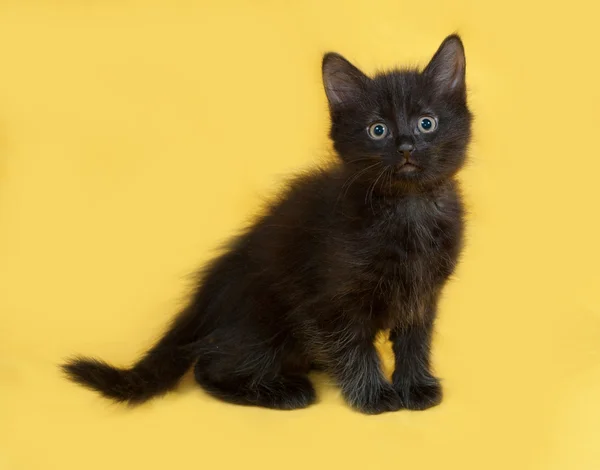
[1,1,599,469]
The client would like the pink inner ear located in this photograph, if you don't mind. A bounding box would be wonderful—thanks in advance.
[449,52,465,89]
[325,71,357,105]
[424,36,466,94]
[436,44,465,90]
[322,54,368,106]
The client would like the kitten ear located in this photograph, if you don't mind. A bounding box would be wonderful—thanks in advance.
[322,53,369,107]
[423,35,466,99]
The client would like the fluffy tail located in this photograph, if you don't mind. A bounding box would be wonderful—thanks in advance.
[62,305,200,404]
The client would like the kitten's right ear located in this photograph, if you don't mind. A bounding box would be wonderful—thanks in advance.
[322,53,369,108]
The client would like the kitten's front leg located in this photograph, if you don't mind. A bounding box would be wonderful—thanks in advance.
[324,334,401,415]
[391,305,442,410]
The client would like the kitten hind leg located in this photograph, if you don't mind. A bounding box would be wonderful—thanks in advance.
[193,337,316,410]
[194,364,316,410]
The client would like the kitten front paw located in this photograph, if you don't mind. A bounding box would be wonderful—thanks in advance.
[346,384,402,415]
[395,377,442,410]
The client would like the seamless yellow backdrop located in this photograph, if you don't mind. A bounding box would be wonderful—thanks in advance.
[0,1,599,470]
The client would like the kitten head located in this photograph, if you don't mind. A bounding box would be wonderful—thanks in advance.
[322,35,472,188]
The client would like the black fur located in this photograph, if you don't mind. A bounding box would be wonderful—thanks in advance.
[62,35,472,414]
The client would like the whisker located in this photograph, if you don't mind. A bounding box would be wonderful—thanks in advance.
[336,162,382,210]
[345,157,379,165]
[366,166,388,214]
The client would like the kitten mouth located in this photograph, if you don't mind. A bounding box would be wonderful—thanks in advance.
[397,162,419,173]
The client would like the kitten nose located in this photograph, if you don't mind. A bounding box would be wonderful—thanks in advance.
[397,142,415,155]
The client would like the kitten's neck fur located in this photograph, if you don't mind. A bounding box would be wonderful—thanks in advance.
[337,162,457,203]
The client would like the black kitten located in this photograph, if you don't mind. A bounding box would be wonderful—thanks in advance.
[63,35,472,414]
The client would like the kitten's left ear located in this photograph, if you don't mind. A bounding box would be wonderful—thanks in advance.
[423,35,466,99]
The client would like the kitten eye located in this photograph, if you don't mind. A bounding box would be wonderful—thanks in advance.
[367,122,389,140]
[417,116,438,133]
